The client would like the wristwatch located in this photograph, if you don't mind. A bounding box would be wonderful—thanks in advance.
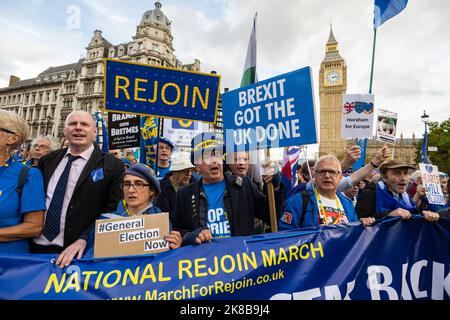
[370,161,379,168]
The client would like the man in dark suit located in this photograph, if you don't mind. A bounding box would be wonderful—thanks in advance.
[31,111,124,268]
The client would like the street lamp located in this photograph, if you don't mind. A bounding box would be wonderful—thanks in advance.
[421,110,429,128]
[420,110,430,164]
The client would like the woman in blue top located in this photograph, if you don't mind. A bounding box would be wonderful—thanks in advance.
[0,110,46,253]
[78,164,182,262]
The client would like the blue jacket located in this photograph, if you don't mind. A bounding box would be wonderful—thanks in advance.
[278,184,358,230]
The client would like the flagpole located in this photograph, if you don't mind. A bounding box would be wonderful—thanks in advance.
[359,28,378,167]
[369,28,377,94]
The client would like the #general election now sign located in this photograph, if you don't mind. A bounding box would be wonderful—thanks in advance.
[104,59,221,123]
[222,67,317,151]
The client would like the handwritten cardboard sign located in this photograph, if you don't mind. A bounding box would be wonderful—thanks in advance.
[94,212,170,258]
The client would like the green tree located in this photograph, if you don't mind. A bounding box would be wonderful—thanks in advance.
[416,118,450,173]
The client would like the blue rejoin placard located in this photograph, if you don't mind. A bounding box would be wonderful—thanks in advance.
[104,59,221,124]
[222,67,317,151]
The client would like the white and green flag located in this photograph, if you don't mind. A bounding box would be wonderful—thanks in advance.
[240,16,257,87]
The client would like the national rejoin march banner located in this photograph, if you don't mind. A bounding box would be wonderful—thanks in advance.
[1,218,449,300]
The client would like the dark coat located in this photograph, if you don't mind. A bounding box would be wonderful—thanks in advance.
[38,146,125,248]
[155,175,177,223]
[173,175,269,243]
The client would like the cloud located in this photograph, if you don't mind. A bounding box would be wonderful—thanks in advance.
[1,0,449,148]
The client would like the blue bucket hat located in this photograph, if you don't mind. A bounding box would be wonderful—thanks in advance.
[124,163,161,194]
[158,136,175,150]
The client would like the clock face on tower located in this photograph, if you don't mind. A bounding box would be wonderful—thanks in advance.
[325,70,341,85]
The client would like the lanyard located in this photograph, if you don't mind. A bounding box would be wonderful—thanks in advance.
[315,189,344,225]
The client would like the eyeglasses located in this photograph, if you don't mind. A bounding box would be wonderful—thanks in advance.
[32,144,50,150]
[180,168,194,175]
[316,169,341,177]
[121,181,150,190]
[0,128,16,134]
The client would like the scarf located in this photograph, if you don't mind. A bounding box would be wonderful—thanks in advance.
[375,181,417,214]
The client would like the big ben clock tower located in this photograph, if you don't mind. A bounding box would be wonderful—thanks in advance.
[319,26,348,157]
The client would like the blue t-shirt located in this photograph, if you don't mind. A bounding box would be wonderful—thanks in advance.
[203,180,231,238]
[0,159,46,253]
[157,165,171,179]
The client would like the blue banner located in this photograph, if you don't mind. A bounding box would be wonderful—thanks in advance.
[1,218,449,300]
[222,67,317,151]
[104,59,221,123]
[139,116,159,172]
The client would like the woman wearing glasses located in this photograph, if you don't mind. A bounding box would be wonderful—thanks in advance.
[26,135,60,166]
[80,163,182,261]
[0,110,46,253]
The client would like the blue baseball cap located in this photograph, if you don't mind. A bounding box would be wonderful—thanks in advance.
[124,163,160,194]
[190,132,224,165]
[158,136,175,150]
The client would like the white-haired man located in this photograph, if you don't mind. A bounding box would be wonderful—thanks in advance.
[279,155,369,229]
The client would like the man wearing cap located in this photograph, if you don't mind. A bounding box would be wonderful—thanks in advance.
[156,136,175,179]
[173,133,269,245]
[155,152,195,223]
[356,159,440,223]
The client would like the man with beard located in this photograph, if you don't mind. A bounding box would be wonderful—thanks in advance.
[155,152,195,223]
[172,133,269,245]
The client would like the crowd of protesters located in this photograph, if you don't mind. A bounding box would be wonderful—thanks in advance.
[0,109,448,267]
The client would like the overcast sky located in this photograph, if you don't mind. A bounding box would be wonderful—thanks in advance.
[1,0,449,157]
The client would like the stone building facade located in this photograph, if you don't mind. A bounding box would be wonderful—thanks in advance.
[0,1,207,141]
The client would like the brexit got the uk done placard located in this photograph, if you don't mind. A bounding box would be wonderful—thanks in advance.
[104,59,221,123]
[222,67,317,151]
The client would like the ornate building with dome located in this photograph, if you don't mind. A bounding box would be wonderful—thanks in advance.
[0,1,202,140]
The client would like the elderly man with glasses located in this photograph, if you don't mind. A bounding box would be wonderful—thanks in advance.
[279,154,363,229]
[27,135,59,166]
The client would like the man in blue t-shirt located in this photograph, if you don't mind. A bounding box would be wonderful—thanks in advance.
[156,136,175,179]
[173,133,269,245]
[203,180,231,238]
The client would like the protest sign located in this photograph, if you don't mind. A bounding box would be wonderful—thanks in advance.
[94,213,170,258]
[222,67,317,151]
[341,94,375,139]
[1,219,450,300]
[419,163,446,205]
[162,119,209,148]
[104,59,220,123]
[376,109,398,144]
[108,112,140,150]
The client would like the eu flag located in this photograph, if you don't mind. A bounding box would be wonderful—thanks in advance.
[420,127,430,164]
[374,0,408,29]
